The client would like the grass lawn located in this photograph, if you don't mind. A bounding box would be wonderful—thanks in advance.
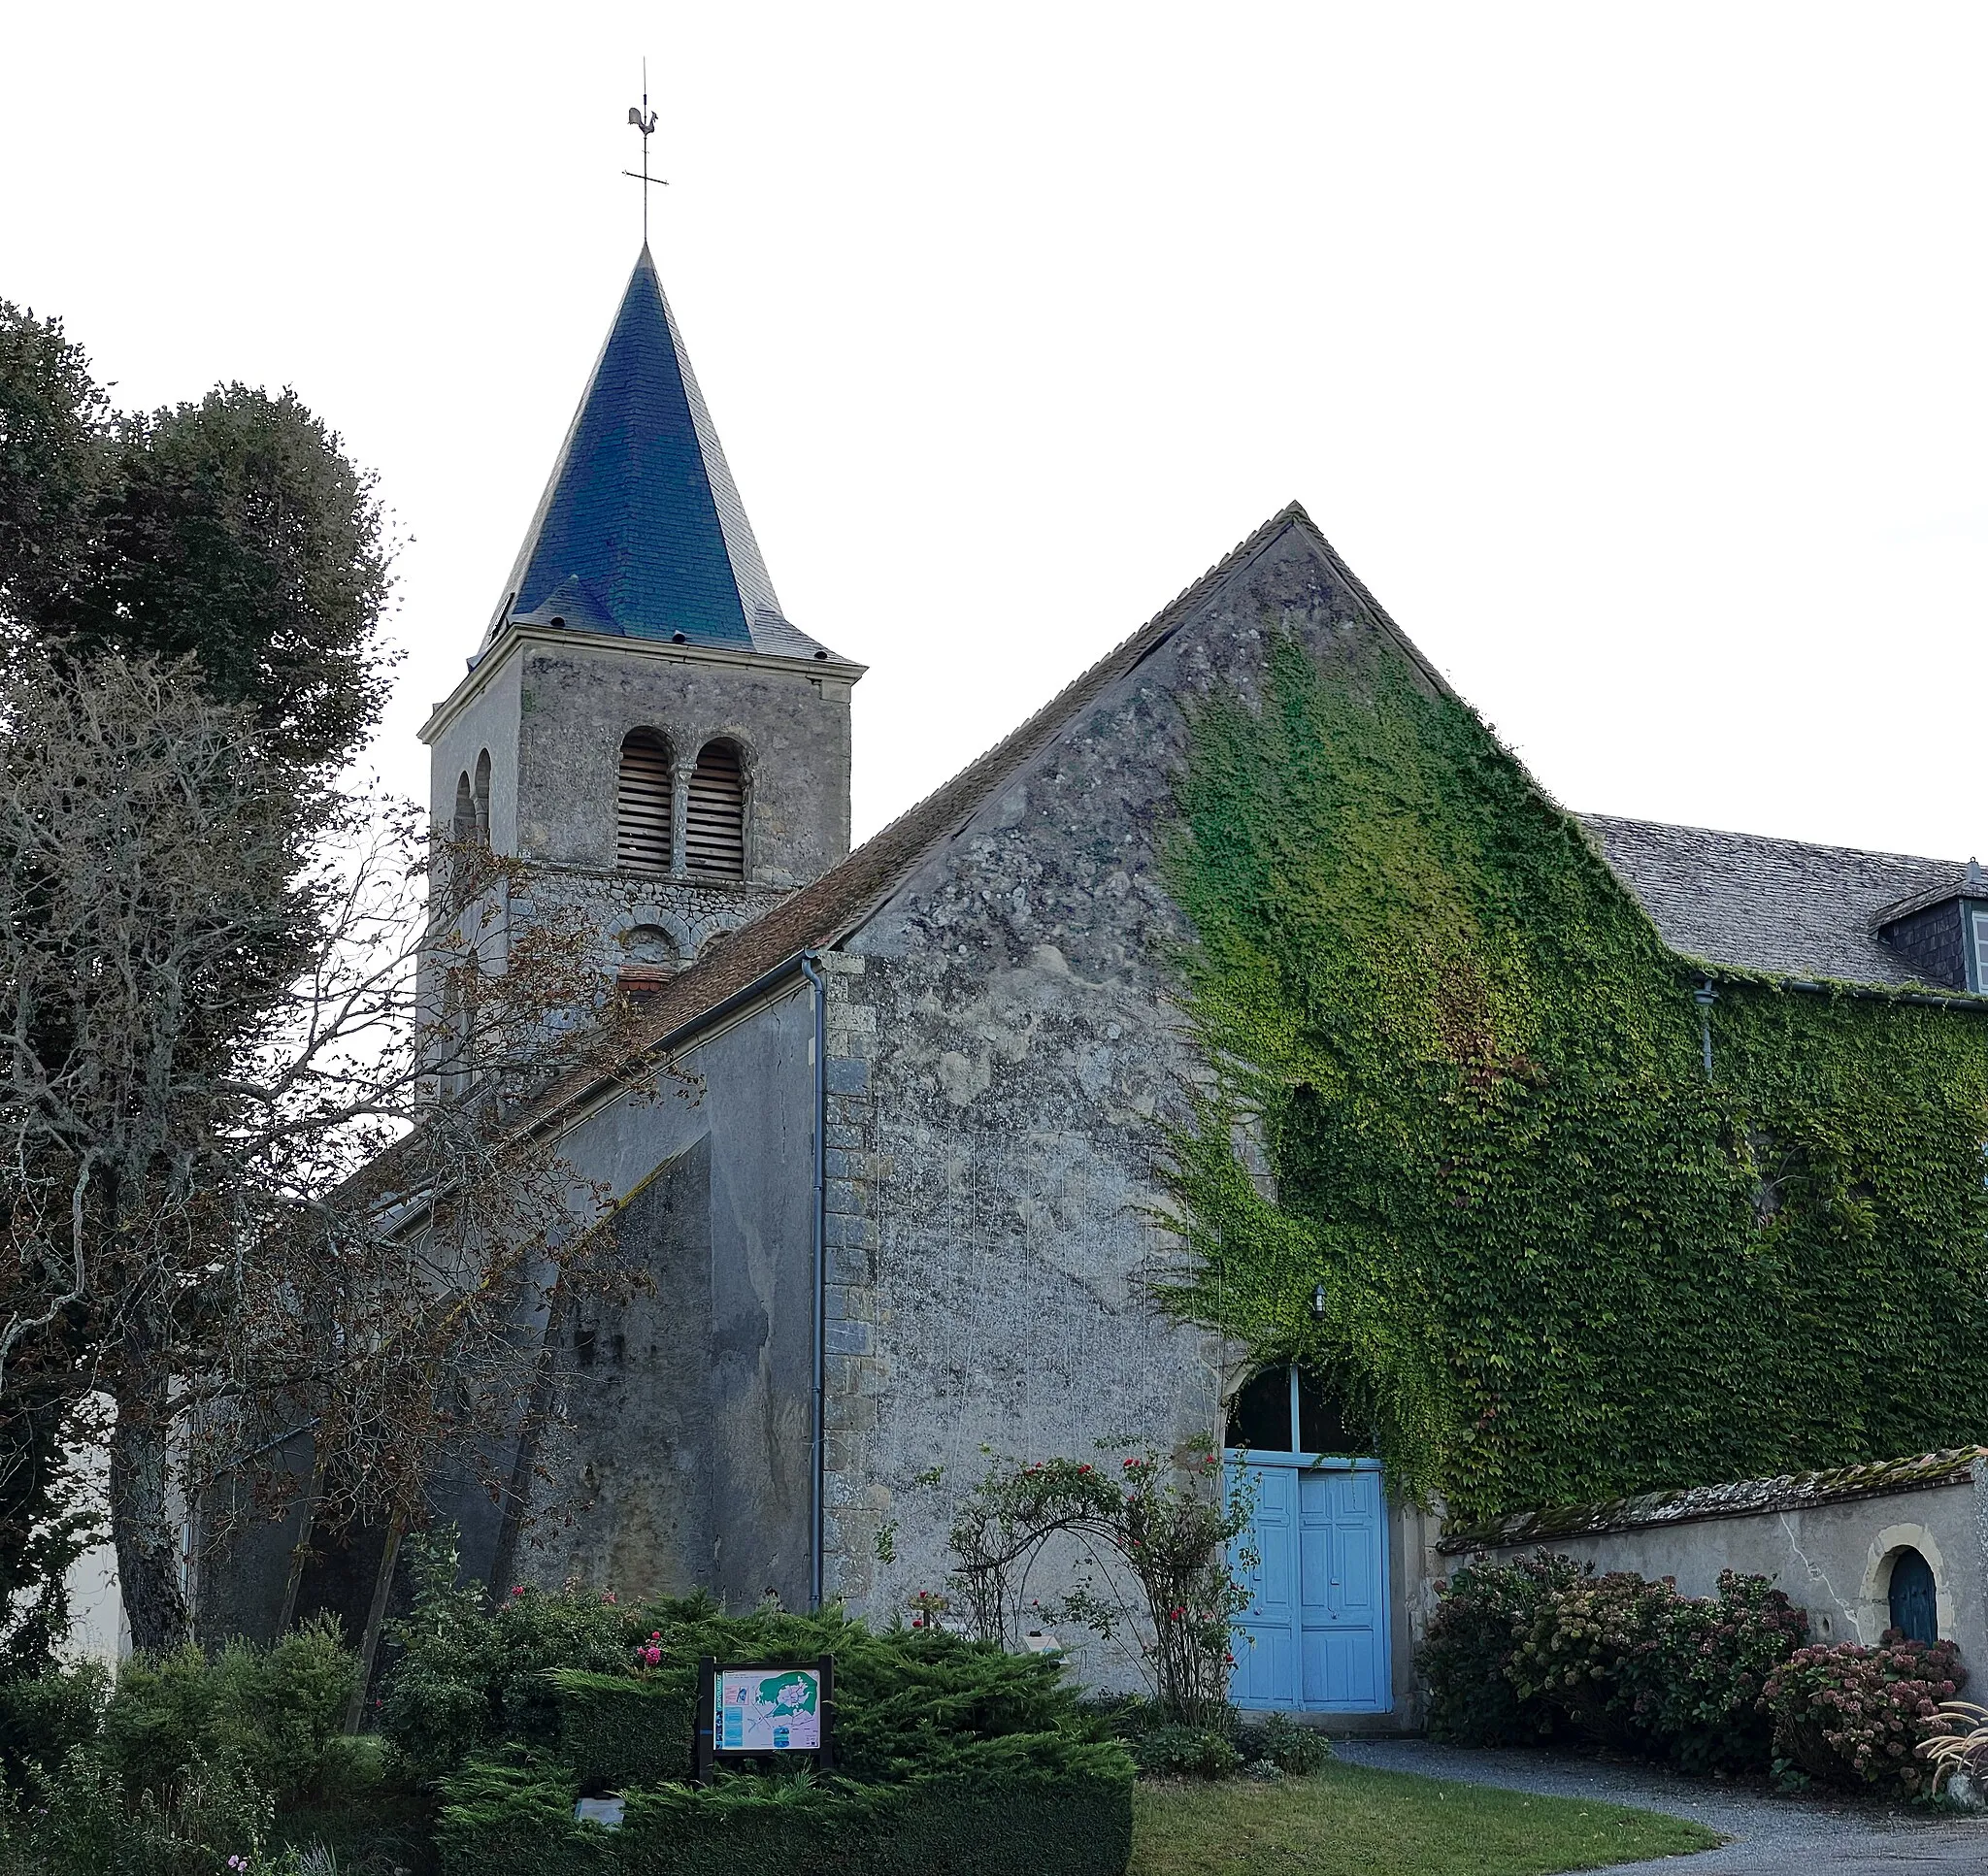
[1131,1762,1720,1876]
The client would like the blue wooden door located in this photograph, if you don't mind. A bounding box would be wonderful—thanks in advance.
[1229,1460,1390,1713]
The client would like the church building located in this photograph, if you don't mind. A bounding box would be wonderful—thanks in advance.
[303,247,1988,1726]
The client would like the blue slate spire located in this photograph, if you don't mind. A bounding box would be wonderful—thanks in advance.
[484,248,829,658]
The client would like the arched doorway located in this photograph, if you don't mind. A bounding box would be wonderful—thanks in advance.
[1888,1547,1938,1645]
[1225,1366,1390,1714]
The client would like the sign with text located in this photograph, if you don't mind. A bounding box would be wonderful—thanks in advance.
[694,1655,836,1781]
[716,1665,822,1751]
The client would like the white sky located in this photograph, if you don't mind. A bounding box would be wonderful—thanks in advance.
[5,3,1986,860]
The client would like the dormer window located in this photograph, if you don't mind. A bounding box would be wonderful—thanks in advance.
[1873,863,1988,994]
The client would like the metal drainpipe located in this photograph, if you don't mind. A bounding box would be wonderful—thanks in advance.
[800,950,828,1611]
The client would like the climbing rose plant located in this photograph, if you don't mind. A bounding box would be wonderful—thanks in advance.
[942,1447,1256,1729]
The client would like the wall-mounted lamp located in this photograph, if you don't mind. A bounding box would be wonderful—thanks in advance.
[1310,1282,1327,1320]
[1693,979,1718,1081]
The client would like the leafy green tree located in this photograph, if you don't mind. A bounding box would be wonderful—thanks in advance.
[0,302,637,1658]
[0,301,111,630]
[67,385,395,768]
[1,299,394,767]
[0,301,399,1657]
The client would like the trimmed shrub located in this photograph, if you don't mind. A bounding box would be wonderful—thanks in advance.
[1126,1725,1242,1779]
[0,1655,109,1784]
[390,1541,1134,1876]
[1764,1632,1966,1796]
[1421,1550,1587,1745]
[551,1668,698,1790]
[436,1745,1134,1876]
[1235,1710,1333,1776]
[98,1615,358,1807]
[381,1531,662,1782]
[381,1552,1109,1785]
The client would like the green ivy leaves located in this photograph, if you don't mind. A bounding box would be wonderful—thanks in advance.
[1160,632,1988,1519]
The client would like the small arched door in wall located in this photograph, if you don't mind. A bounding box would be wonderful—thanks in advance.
[1889,1548,1938,1645]
[1225,1366,1391,1714]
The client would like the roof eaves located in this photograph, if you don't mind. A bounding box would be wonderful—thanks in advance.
[500,504,1325,1124]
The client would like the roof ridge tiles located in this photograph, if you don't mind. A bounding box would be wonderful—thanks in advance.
[499,503,1337,1136]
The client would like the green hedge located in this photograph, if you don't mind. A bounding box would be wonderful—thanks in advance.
[388,1537,1135,1876]
[437,1746,1134,1876]
[550,1668,698,1790]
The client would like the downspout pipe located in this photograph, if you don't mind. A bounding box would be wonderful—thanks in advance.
[800,950,828,1611]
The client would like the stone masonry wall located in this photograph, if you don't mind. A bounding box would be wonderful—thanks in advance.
[814,528,1406,1675]
[818,955,889,1598]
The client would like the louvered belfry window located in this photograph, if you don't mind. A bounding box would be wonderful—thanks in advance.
[686,739,746,879]
[616,730,673,874]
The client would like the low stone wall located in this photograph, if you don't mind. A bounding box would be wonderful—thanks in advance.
[1438,1449,1988,1669]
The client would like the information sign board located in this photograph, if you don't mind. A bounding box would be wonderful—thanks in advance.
[693,1654,835,1782]
[716,1664,822,1752]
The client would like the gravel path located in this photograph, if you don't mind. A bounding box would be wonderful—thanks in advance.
[1331,1737,1988,1873]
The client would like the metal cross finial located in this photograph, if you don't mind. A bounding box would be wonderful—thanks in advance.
[623,59,668,245]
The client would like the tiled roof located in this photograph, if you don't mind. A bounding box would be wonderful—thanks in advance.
[1582,814,1975,990]
[527,503,1428,1119]
[507,510,1979,1142]
[1440,1447,1988,1554]
[481,247,839,662]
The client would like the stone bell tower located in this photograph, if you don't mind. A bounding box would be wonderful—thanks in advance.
[420,247,863,986]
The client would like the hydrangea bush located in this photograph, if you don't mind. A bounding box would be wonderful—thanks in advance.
[1763,1632,1965,1796]
[1421,1553,1810,1772]
[1419,1550,1588,1746]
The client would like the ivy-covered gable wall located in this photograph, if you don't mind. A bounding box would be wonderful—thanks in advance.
[1163,632,1988,1522]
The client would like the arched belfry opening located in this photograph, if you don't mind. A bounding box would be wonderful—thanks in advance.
[451,770,475,842]
[617,730,674,875]
[473,749,492,843]
[686,739,746,879]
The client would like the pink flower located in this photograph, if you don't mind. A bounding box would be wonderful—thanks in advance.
[511,1585,525,1596]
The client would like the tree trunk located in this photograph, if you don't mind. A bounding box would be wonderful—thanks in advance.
[109,1373,189,1652]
